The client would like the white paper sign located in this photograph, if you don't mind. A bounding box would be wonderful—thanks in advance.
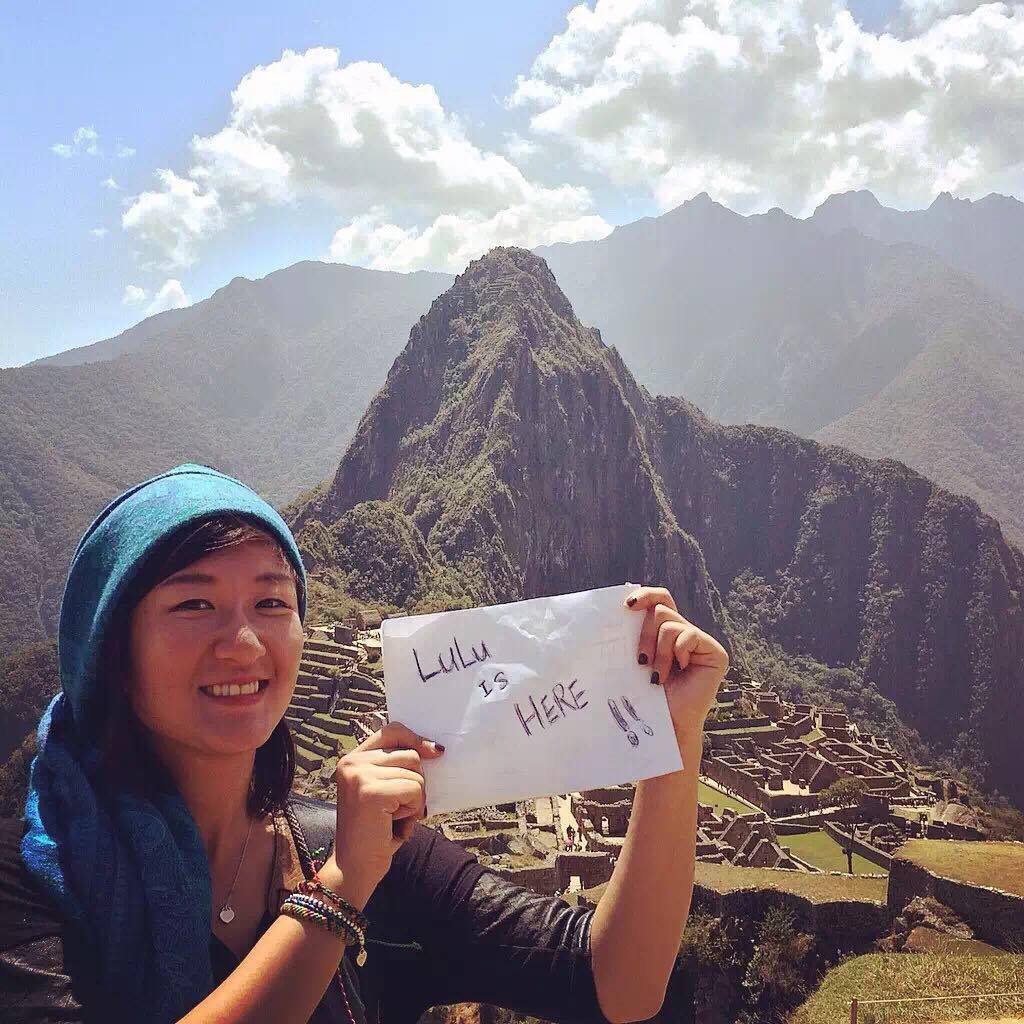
[381,584,683,815]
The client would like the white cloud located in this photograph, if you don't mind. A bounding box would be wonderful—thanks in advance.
[102,176,120,190]
[121,47,610,271]
[90,227,109,238]
[510,0,1024,215]
[116,144,136,158]
[889,1,995,35]
[51,125,100,158]
[502,132,542,163]
[122,169,226,270]
[123,280,190,314]
[328,189,610,272]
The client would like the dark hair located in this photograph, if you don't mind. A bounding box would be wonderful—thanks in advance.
[94,512,304,817]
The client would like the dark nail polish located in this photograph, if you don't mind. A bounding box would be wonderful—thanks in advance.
[638,652,648,665]
[434,742,446,753]
[650,671,660,685]
[627,597,636,606]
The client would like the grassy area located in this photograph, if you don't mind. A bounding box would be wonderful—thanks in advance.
[896,839,1024,897]
[713,724,780,735]
[698,779,761,814]
[782,829,886,876]
[792,953,1024,1023]
[334,732,360,755]
[694,861,888,903]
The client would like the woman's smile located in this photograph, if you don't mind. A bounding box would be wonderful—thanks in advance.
[199,678,272,704]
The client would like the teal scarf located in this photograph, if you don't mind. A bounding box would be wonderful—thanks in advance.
[21,463,307,1022]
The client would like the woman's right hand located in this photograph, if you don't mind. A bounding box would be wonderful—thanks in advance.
[323,721,444,908]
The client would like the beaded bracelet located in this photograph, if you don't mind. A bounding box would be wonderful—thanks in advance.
[286,892,365,943]
[282,893,369,966]
[281,898,368,968]
[297,874,370,934]
[281,899,366,964]
[288,892,365,937]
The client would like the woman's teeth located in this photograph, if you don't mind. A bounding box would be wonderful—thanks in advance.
[201,680,265,697]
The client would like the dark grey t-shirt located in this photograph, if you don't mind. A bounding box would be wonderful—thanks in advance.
[0,806,694,1024]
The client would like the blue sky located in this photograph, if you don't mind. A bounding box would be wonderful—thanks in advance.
[7,0,1017,367]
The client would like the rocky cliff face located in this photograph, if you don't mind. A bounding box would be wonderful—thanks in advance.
[652,410,1024,803]
[291,247,724,630]
[289,248,1024,806]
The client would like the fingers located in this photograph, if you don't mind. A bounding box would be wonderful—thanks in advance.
[625,585,678,614]
[348,748,424,773]
[357,721,446,758]
[637,603,693,678]
[653,621,700,685]
[363,777,426,822]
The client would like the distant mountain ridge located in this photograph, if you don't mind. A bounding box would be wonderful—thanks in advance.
[535,191,1024,545]
[810,189,1024,312]
[27,261,454,370]
[0,261,451,651]
[287,248,1024,807]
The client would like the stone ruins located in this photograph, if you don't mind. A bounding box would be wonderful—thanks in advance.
[288,620,991,899]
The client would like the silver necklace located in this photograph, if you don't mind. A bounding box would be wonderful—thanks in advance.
[217,815,254,924]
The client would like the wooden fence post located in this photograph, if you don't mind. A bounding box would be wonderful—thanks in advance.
[850,997,857,1024]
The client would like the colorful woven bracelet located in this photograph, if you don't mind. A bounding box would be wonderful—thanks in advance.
[300,873,370,932]
[286,893,365,942]
[283,893,368,965]
[281,898,368,967]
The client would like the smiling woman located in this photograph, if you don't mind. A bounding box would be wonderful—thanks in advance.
[93,515,305,820]
[0,462,704,1024]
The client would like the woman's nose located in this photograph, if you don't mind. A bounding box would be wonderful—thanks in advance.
[214,615,266,660]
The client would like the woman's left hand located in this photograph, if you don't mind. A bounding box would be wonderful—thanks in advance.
[625,584,729,740]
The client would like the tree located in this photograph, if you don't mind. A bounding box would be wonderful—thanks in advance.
[819,775,870,872]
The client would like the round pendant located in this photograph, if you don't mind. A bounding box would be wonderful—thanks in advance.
[219,906,235,924]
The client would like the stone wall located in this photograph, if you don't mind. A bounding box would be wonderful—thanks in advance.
[488,850,613,895]
[705,716,773,732]
[704,760,820,816]
[887,854,1024,950]
[823,821,893,869]
[690,883,888,952]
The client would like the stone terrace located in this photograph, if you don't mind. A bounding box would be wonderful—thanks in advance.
[284,622,388,774]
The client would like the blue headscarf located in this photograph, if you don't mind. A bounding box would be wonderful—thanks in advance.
[21,463,308,1023]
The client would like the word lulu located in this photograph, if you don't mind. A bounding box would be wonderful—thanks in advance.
[413,636,491,682]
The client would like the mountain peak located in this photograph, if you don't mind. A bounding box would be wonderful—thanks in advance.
[436,245,581,343]
[812,189,883,217]
[929,190,969,210]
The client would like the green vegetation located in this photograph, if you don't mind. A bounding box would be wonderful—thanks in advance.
[706,693,758,723]
[896,839,1024,898]
[792,953,1024,1024]
[0,732,34,819]
[678,909,737,973]
[695,861,888,903]
[740,906,814,1023]
[727,571,931,766]
[697,779,760,815]
[296,500,477,619]
[782,830,883,876]
[0,640,58,760]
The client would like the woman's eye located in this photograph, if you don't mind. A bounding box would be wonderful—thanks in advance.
[172,598,289,611]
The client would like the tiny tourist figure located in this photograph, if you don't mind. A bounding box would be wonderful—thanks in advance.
[0,464,729,1024]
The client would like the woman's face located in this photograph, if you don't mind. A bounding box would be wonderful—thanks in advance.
[127,536,303,763]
